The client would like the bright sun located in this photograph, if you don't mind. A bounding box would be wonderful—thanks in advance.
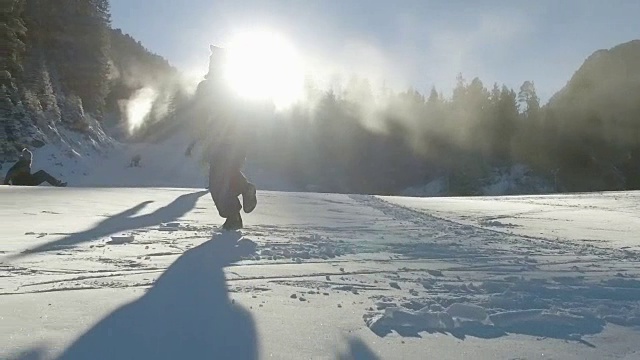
[222,30,305,110]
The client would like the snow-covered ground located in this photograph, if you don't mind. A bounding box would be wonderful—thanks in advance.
[1,187,640,359]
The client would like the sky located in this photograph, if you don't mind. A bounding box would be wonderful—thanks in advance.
[109,0,640,103]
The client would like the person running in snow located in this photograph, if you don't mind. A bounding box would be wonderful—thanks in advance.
[3,148,67,187]
[191,45,257,230]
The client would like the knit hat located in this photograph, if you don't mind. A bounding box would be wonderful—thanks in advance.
[20,148,33,161]
[207,44,226,78]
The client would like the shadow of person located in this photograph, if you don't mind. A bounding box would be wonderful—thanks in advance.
[55,231,258,360]
[338,337,381,360]
[6,190,208,261]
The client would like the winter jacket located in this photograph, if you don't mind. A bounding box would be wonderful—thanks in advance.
[3,158,32,185]
[194,77,249,169]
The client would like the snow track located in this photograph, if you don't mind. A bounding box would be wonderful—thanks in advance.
[1,187,640,359]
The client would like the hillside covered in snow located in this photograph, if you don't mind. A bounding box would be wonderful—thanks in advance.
[1,0,184,181]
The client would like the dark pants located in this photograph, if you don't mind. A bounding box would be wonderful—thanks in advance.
[15,170,61,186]
[209,164,249,218]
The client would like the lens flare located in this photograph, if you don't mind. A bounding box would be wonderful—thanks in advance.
[223,30,305,110]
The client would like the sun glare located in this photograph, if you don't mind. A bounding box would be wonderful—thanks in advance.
[124,87,157,134]
[223,30,305,110]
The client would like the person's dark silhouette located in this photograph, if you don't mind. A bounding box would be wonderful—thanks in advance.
[190,45,257,230]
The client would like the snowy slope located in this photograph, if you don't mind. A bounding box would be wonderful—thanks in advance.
[1,129,295,191]
[1,188,640,359]
[75,133,209,188]
[0,124,114,186]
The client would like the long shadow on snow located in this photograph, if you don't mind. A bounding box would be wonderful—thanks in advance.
[6,232,383,360]
[55,231,258,360]
[6,190,208,261]
[338,337,381,360]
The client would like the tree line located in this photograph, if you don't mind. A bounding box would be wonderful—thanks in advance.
[245,54,640,195]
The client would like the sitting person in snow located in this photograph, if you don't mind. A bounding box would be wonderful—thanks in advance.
[3,148,67,187]
[191,45,257,230]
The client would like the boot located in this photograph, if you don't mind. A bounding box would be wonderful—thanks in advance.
[222,212,243,230]
[242,183,257,214]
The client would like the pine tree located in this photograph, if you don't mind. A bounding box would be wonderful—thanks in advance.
[427,86,439,104]
[1,0,27,88]
[451,73,467,104]
[518,80,540,121]
[494,85,519,162]
[25,0,111,118]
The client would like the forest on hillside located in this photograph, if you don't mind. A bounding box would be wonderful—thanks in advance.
[1,0,178,159]
[247,43,640,195]
[2,1,639,195]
